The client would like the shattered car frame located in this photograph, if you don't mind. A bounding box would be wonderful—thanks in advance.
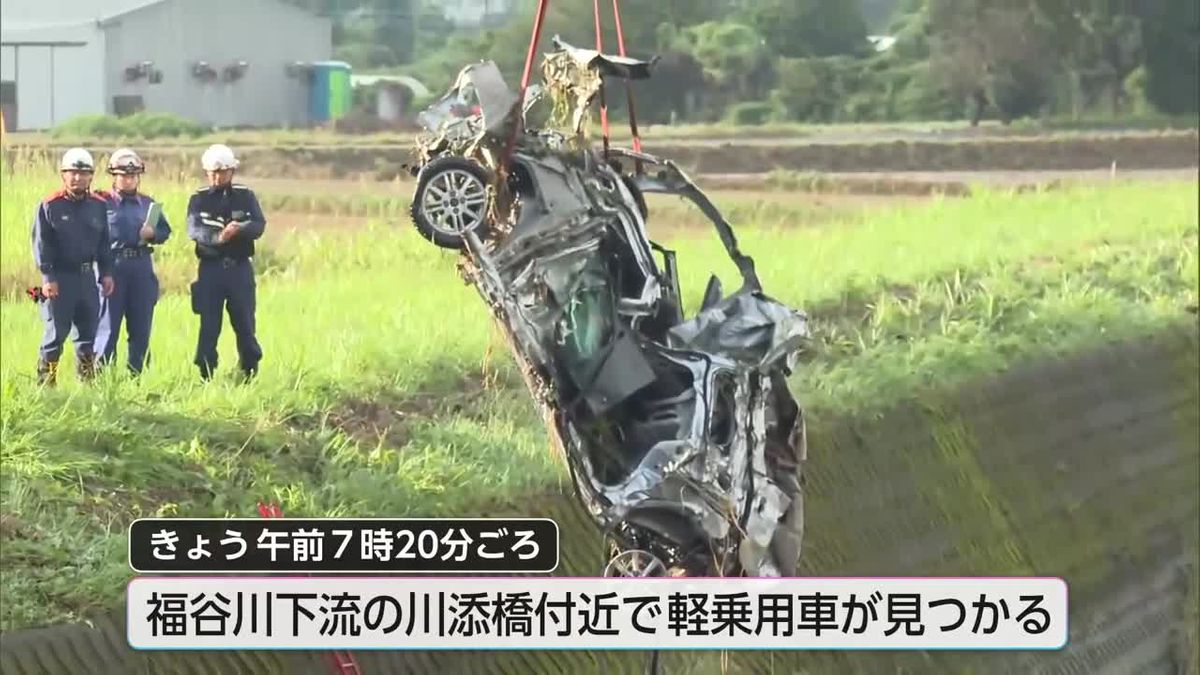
[407,37,810,578]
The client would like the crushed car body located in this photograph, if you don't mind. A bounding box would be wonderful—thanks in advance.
[406,37,811,578]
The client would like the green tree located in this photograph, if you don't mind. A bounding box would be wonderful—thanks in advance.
[372,0,417,65]
[749,0,871,58]
[666,21,771,99]
[860,0,902,32]
[627,49,708,123]
[849,3,965,122]
[1137,0,1199,114]
[466,0,727,70]
[772,58,836,120]
[927,0,1058,124]
[404,0,731,119]
[1026,0,1144,117]
[414,1,455,56]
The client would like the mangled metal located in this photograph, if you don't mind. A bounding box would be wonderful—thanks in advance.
[406,39,810,578]
[540,36,657,139]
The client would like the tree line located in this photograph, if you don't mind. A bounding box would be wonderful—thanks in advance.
[293,0,1198,125]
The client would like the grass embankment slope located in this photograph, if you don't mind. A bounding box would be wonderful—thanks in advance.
[0,165,1195,631]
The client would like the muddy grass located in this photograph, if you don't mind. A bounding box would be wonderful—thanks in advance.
[288,368,516,451]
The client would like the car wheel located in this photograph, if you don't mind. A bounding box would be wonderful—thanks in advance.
[410,156,493,249]
[603,548,668,577]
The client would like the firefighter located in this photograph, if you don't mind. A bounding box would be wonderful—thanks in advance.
[186,144,266,381]
[95,148,172,376]
[32,148,115,386]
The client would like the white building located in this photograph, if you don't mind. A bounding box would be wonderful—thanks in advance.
[1,0,333,131]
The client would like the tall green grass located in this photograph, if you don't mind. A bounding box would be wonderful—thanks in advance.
[0,164,1196,629]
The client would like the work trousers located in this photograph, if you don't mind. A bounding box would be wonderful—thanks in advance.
[39,266,100,363]
[191,257,262,378]
[96,253,160,374]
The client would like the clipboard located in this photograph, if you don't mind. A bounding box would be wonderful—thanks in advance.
[142,202,163,230]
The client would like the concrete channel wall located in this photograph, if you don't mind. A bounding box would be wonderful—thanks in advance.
[2,324,1197,675]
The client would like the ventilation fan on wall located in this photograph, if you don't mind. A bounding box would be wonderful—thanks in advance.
[124,61,163,84]
[285,61,315,78]
[223,61,249,82]
[192,61,218,82]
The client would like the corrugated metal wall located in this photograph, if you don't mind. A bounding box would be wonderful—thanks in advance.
[0,22,106,131]
[104,0,332,128]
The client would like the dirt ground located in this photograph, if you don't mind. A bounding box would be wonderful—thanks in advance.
[702,167,1198,192]
[248,167,1197,199]
[11,128,1196,180]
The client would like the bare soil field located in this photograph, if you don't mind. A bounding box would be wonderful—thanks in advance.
[248,167,1197,200]
[704,167,1199,193]
[647,130,1199,175]
[8,128,1197,179]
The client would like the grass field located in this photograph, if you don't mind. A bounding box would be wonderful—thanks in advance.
[0,152,1196,631]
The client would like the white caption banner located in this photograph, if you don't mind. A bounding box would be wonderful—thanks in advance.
[127,576,1068,651]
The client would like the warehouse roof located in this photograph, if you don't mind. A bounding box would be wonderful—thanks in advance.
[1,0,164,26]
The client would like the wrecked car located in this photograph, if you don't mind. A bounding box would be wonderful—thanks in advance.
[406,38,811,579]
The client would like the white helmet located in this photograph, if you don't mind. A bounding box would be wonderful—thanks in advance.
[60,148,95,172]
[107,148,145,175]
[201,144,239,171]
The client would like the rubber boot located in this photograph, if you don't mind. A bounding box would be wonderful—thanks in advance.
[77,352,97,382]
[37,359,58,387]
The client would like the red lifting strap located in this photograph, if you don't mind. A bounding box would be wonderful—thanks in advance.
[611,0,644,160]
[502,0,551,173]
[593,0,611,157]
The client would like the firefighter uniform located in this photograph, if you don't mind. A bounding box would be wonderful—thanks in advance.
[95,188,171,374]
[187,144,266,380]
[32,149,115,384]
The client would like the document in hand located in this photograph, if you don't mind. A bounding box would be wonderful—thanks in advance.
[143,201,163,230]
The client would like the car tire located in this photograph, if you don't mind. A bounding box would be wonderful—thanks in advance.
[410,156,494,250]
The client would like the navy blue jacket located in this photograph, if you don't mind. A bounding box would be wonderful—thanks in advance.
[32,190,115,283]
[186,183,266,260]
[99,189,172,250]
